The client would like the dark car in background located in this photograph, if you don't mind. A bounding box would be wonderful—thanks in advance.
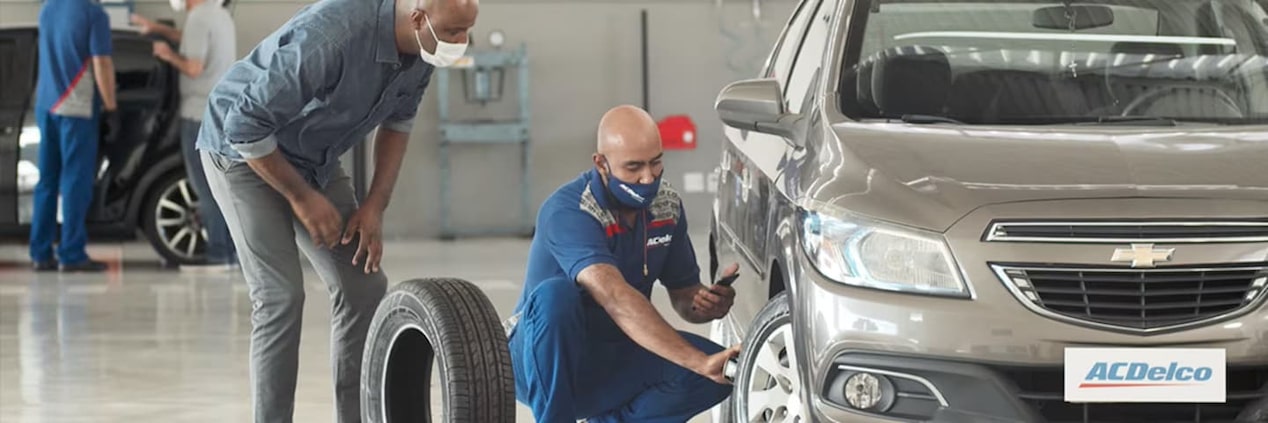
[1,24,208,266]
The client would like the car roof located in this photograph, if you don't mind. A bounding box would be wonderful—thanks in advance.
[0,23,143,34]
[0,22,39,31]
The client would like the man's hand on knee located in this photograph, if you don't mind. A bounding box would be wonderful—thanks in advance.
[292,192,343,248]
[341,205,384,274]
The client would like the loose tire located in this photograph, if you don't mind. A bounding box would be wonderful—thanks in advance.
[360,278,516,423]
[732,292,807,423]
[141,171,207,266]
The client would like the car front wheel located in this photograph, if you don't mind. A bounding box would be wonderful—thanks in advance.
[141,171,207,266]
[733,291,806,423]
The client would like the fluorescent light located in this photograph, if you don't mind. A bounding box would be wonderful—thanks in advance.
[894,31,1237,46]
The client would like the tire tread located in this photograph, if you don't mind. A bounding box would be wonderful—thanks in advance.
[362,277,515,422]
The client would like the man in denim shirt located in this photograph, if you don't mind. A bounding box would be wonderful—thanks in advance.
[195,0,477,421]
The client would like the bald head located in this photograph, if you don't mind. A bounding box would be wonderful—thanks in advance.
[594,105,664,185]
[398,0,478,55]
[597,105,660,153]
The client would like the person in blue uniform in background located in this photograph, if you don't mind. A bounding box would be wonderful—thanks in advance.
[31,0,121,272]
[507,104,741,422]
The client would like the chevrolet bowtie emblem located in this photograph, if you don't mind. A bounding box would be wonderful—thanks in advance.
[1111,243,1175,268]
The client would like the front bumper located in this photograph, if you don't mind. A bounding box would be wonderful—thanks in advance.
[787,237,1268,422]
[807,352,1268,423]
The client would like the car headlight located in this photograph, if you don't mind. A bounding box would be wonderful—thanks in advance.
[800,209,969,298]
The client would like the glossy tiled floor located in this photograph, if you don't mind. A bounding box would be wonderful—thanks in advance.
[0,239,715,423]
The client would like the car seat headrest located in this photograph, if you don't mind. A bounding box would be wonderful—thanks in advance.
[854,54,881,115]
[872,46,952,117]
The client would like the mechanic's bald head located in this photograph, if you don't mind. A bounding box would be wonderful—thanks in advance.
[594,105,664,185]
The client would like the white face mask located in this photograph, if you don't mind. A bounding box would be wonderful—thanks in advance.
[169,0,186,12]
[413,14,467,67]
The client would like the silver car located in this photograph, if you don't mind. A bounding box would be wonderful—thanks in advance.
[706,0,1268,422]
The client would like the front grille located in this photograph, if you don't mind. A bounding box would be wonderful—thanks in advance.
[985,221,1268,243]
[998,366,1268,423]
[993,264,1268,332]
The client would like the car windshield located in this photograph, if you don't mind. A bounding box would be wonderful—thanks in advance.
[840,0,1268,125]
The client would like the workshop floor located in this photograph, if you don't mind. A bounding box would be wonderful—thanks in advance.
[0,239,716,423]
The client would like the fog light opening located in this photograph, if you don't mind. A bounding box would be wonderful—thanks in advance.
[843,372,896,412]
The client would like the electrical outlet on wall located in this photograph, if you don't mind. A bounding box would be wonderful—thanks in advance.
[683,172,705,193]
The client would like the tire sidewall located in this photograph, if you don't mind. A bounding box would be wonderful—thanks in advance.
[710,317,737,423]
[360,289,450,423]
[732,291,794,420]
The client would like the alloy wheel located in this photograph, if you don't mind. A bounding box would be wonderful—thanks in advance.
[153,177,207,260]
[742,322,804,423]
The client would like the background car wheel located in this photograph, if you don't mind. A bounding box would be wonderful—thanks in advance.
[733,292,805,423]
[360,278,516,423]
[141,171,207,266]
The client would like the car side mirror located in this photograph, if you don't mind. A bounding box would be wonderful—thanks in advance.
[715,78,800,138]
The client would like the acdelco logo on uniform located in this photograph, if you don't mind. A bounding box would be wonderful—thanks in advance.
[1064,348,1226,403]
[646,235,672,248]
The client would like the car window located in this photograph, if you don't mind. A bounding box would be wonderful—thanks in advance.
[112,34,170,96]
[840,0,1268,126]
[0,32,37,110]
[766,0,823,90]
[785,0,837,114]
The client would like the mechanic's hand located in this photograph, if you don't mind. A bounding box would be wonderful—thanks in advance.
[693,262,739,320]
[341,206,384,274]
[697,344,741,385]
[292,193,343,249]
[692,284,736,321]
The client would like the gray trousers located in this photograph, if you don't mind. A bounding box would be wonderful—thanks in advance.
[201,151,386,423]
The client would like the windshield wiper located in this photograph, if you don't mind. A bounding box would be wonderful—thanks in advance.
[1081,116,1181,126]
[899,114,966,125]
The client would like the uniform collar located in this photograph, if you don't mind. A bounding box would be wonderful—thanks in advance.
[586,168,616,211]
[587,168,653,228]
[375,0,402,64]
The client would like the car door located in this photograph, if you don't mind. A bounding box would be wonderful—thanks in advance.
[0,29,38,228]
[715,0,824,333]
[86,30,177,224]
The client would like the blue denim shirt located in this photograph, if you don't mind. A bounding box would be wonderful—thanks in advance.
[197,0,434,188]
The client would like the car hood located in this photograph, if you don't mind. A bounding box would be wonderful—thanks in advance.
[801,123,1268,231]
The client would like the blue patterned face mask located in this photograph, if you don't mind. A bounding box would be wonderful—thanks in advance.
[604,161,662,209]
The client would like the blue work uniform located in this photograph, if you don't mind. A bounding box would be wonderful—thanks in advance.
[508,168,731,423]
[30,0,113,265]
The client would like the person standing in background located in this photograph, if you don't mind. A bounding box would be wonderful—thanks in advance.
[31,0,121,272]
[132,0,238,272]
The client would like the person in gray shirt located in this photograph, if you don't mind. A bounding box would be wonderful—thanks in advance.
[194,0,477,421]
[132,0,238,271]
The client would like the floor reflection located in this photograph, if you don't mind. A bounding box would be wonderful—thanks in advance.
[0,239,713,422]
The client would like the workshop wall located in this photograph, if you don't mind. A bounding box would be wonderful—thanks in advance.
[0,0,797,240]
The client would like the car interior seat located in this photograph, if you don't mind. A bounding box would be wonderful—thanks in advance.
[871,45,953,118]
